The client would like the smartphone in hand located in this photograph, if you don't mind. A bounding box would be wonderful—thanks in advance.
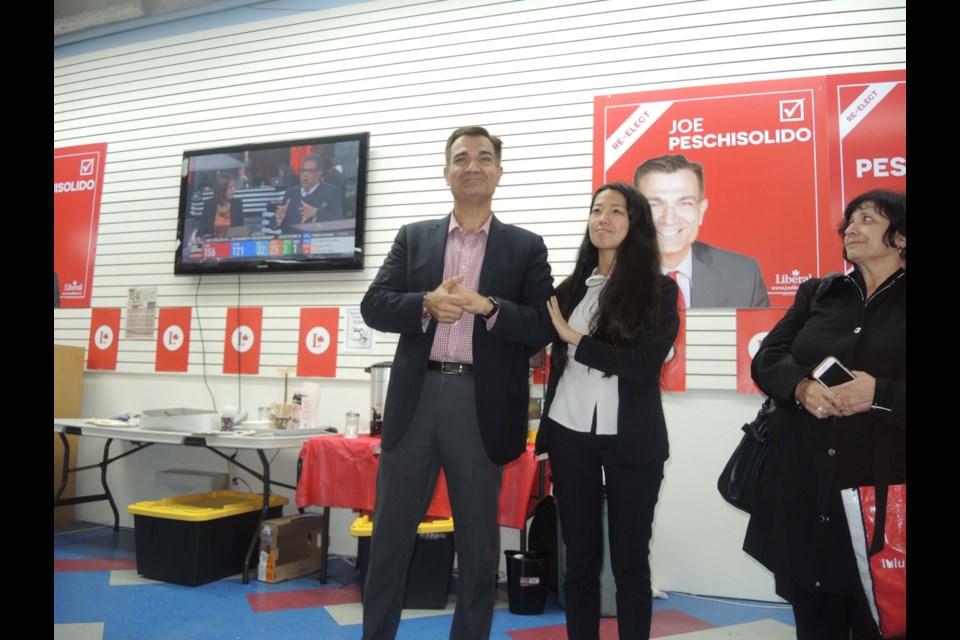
[812,356,855,387]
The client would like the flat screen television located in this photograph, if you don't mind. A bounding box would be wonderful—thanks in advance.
[174,132,369,275]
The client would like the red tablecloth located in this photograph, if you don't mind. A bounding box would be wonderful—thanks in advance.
[296,435,548,530]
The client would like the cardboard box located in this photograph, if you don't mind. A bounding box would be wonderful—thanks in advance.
[258,513,325,583]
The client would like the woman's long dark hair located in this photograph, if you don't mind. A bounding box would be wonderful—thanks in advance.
[551,182,662,369]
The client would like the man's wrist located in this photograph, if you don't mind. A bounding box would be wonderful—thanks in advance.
[481,296,500,320]
[421,293,430,320]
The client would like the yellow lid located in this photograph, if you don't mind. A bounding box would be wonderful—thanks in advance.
[350,514,454,537]
[127,490,288,522]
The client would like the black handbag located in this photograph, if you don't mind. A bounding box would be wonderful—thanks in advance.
[717,398,776,513]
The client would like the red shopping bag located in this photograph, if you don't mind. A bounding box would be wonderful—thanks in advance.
[841,484,906,638]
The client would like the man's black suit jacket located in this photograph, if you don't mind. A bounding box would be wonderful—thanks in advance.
[361,214,554,466]
[276,183,343,233]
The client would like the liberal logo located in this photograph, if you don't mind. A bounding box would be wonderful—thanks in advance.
[774,269,812,286]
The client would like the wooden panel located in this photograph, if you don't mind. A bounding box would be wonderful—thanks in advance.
[54,344,85,528]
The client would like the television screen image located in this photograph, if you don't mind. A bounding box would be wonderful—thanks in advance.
[174,132,369,275]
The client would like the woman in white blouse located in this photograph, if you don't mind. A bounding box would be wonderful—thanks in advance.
[536,182,680,640]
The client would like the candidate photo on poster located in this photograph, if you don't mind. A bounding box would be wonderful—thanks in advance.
[634,154,769,309]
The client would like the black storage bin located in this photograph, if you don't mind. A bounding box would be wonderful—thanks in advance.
[353,515,455,609]
[128,491,287,587]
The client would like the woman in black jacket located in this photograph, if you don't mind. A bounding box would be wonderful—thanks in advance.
[745,190,906,640]
[536,182,679,640]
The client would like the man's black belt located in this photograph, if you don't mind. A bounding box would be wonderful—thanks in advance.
[427,360,474,375]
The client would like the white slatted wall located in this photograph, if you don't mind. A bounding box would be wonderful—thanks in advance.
[54,0,905,389]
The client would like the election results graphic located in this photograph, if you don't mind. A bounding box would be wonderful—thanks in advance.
[55,143,107,308]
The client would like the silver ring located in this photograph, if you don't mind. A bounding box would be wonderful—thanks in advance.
[816,406,824,416]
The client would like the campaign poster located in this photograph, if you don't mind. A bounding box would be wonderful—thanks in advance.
[156,307,192,372]
[54,143,107,308]
[594,78,831,307]
[223,307,263,375]
[661,310,686,392]
[87,308,121,370]
[824,70,906,273]
[297,308,339,377]
[736,308,788,394]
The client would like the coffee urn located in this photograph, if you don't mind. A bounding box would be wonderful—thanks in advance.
[364,361,392,437]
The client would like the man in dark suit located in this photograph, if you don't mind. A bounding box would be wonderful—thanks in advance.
[634,154,770,308]
[360,126,554,640]
[272,154,342,233]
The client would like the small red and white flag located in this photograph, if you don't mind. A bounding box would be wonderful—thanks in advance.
[223,307,263,375]
[297,308,339,377]
[156,307,192,372]
[87,308,121,370]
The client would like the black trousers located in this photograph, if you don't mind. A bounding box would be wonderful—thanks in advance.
[545,417,664,640]
[791,583,892,640]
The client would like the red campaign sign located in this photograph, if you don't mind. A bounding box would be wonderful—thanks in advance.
[87,308,121,370]
[660,310,685,392]
[54,143,108,308]
[223,307,263,375]
[735,308,789,394]
[531,348,550,385]
[824,70,906,274]
[594,78,831,307]
[297,308,339,377]
[155,307,192,372]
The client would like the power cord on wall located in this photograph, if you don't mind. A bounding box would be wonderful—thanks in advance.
[193,273,245,416]
[194,276,218,414]
[235,273,242,413]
